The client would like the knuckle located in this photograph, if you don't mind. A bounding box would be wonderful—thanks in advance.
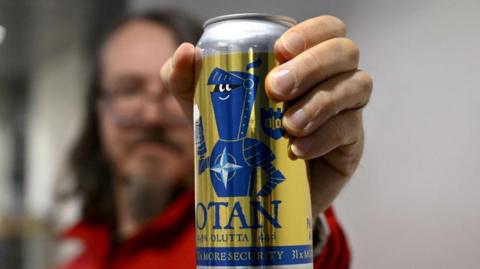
[353,111,363,131]
[355,71,373,98]
[326,112,364,177]
[346,109,362,126]
[317,90,337,115]
[324,15,347,36]
[319,15,347,36]
[335,38,360,65]
[343,141,364,175]
[356,71,373,91]
[335,148,363,177]
[342,152,361,176]
[336,111,360,144]
[346,39,360,64]
[350,111,364,143]
[330,37,360,66]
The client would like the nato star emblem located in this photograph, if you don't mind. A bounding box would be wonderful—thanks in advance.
[211,147,243,188]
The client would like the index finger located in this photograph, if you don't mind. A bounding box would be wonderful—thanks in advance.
[275,15,347,63]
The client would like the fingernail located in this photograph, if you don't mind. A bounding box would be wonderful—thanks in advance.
[282,31,306,55]
[269,69,295,97]
[291,138,312,157]
[287,108,309,131]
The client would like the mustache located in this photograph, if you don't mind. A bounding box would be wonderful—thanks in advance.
[128,128,184,153]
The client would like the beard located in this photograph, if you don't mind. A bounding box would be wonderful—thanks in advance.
[123,174,176,225]
[113,127,193,229]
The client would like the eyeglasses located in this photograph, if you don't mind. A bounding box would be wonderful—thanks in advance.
[99,85,189,127]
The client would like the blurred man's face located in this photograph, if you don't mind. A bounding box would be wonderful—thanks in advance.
[98,20,193,187]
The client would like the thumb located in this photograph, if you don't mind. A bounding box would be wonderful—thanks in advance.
[160,42,197,121]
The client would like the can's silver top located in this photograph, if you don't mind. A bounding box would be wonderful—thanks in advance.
[198,13,295,55]
[203,13,296,29]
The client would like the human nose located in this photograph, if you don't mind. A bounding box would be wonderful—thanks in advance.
[141,93,188,127]
[141,95,170,126]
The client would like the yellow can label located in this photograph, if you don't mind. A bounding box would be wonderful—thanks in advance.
[194,52,313,267]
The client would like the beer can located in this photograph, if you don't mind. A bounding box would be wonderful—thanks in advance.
[194,13,313,268]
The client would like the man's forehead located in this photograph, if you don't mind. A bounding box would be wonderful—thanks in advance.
[101,19,177,77]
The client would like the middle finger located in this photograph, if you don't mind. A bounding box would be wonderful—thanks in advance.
[283,69,372,137]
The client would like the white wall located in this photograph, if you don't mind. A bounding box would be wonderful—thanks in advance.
[328,1,480,268]
[129,0,480,268]
[26,46,87,219]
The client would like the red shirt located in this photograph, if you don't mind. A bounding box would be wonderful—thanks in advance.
[59,191,350,269]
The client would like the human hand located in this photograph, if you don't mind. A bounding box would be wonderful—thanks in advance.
[267,15,372,217]
[160,15,373,218]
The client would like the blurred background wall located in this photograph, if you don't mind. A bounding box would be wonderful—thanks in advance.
[0,1,126,268]
[0,0,479,268]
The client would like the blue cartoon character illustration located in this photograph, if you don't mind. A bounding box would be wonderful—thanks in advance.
[195,58,286,197]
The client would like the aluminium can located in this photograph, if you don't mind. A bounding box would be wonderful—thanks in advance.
[194,13,313,269]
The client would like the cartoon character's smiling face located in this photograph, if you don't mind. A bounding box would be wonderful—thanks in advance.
[212,83,241,101]
[210,81,248,139]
